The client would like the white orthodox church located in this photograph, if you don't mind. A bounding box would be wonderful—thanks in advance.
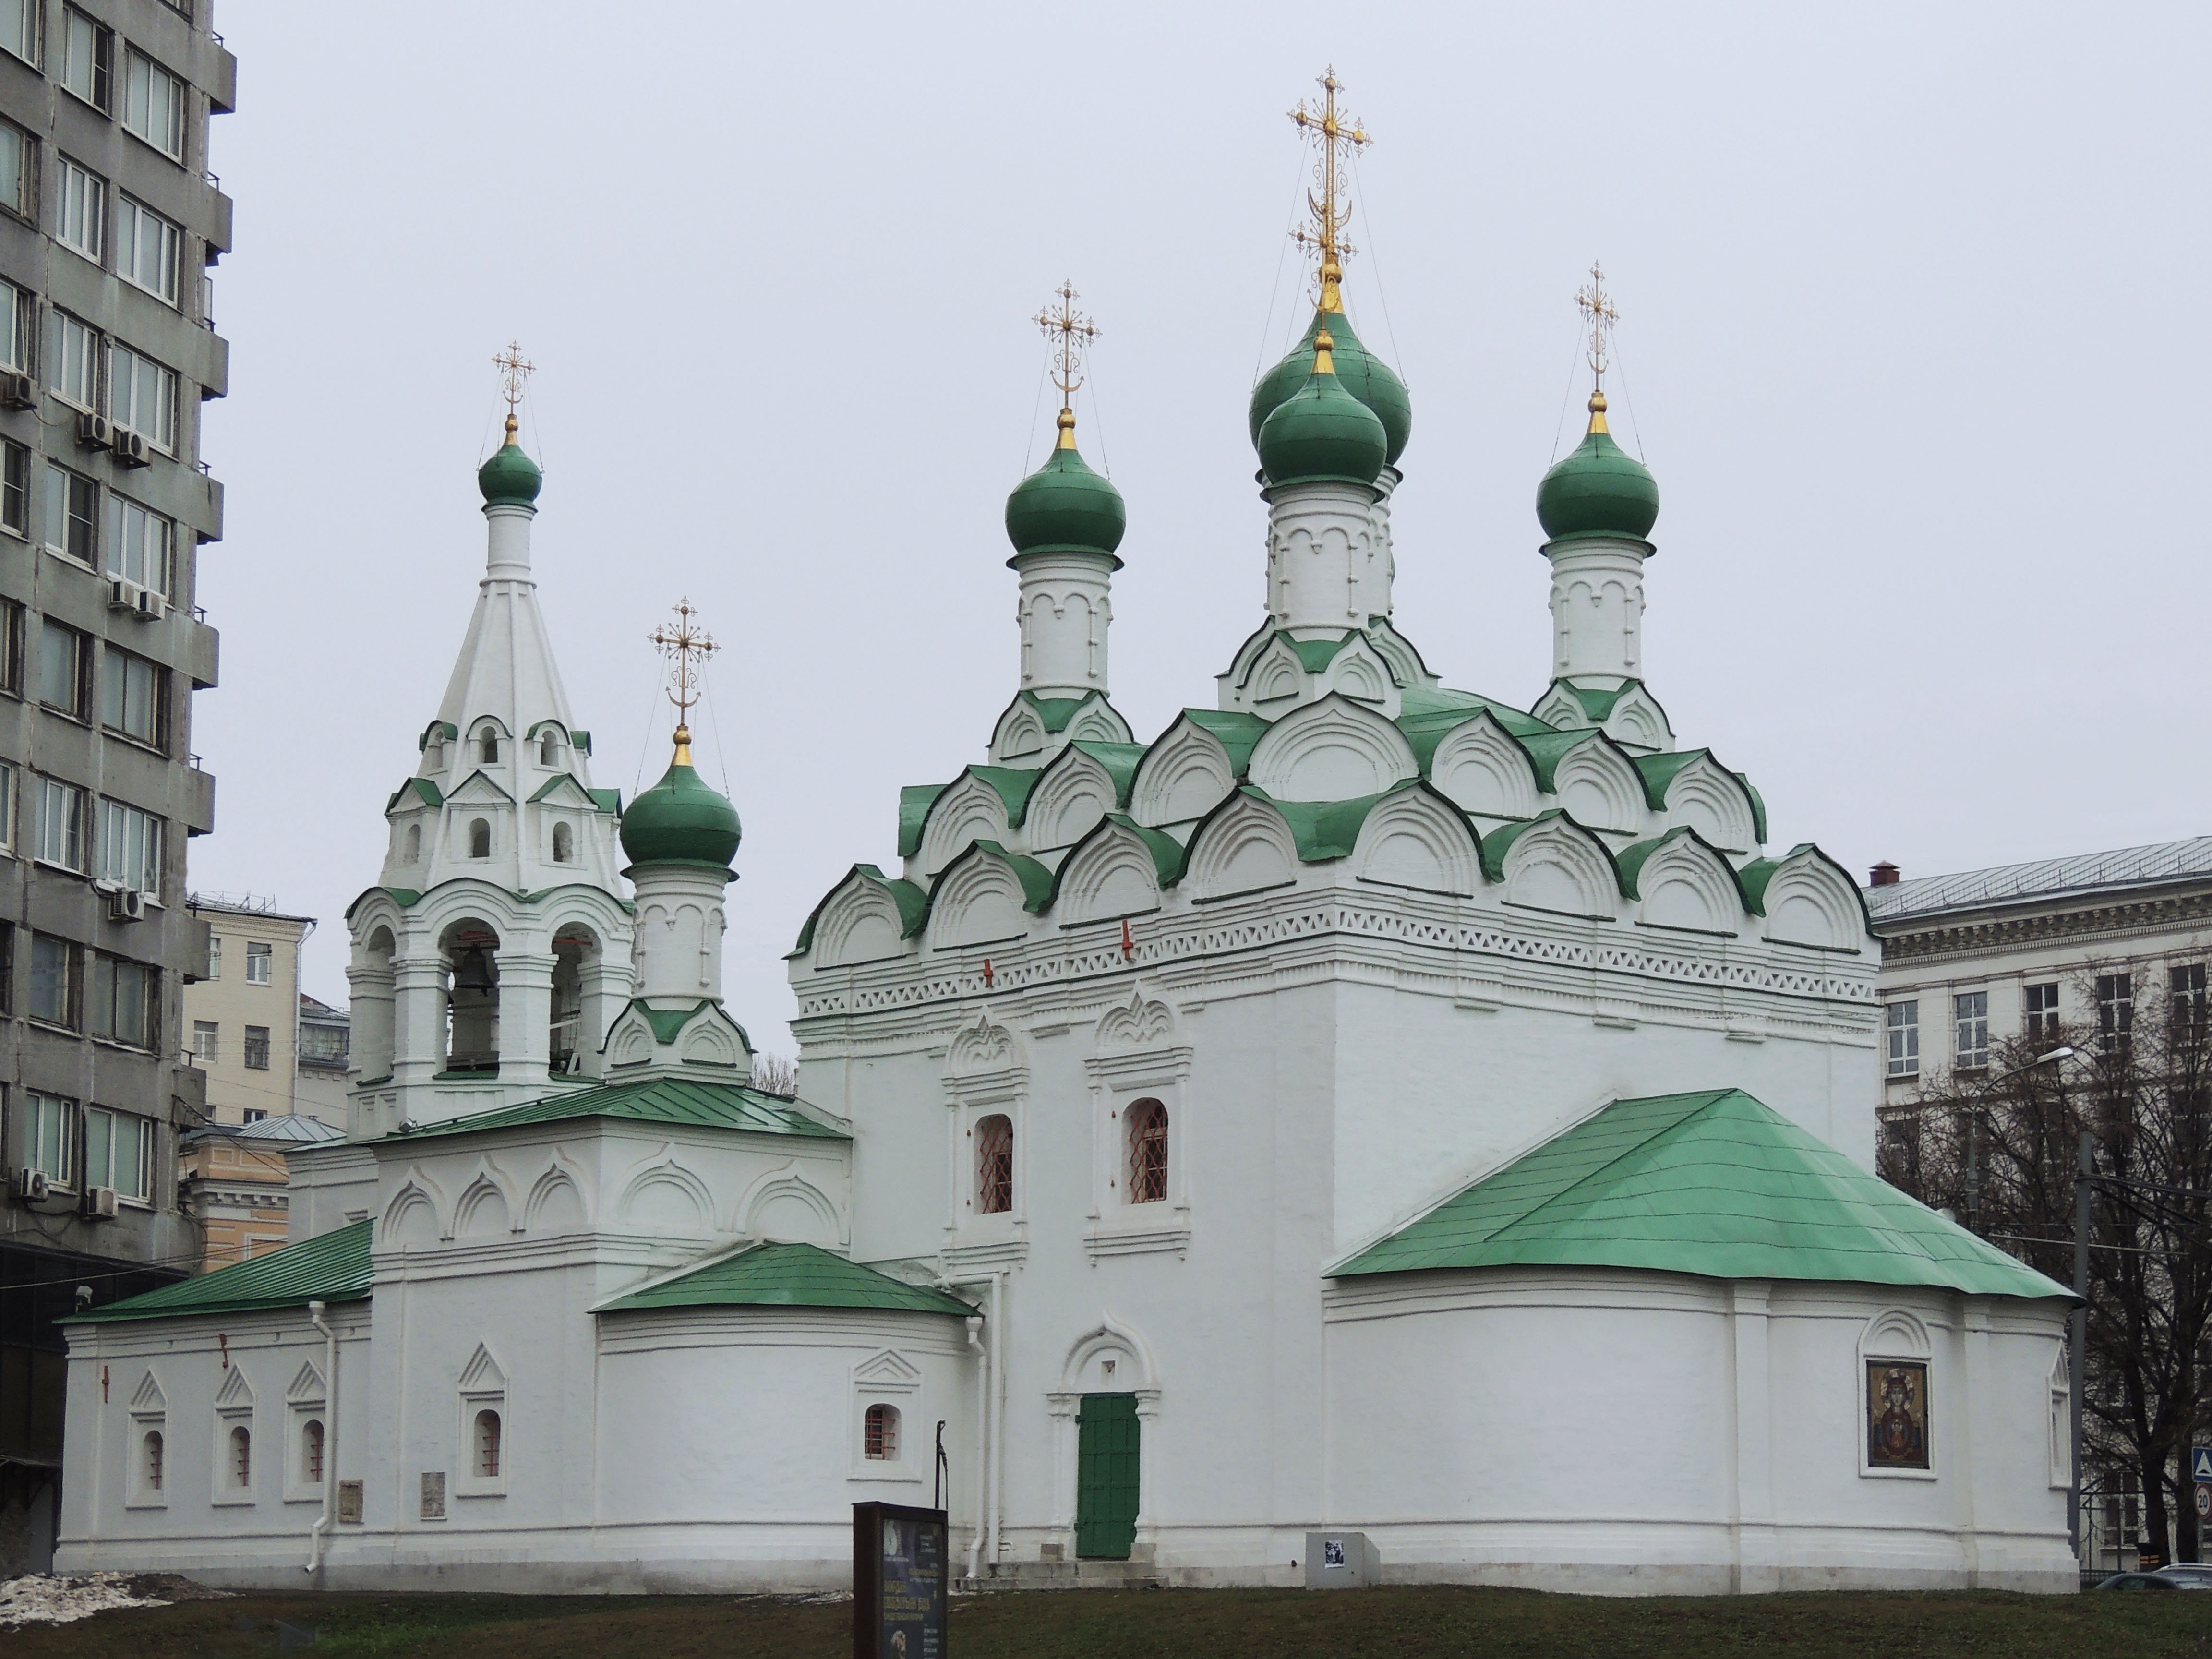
[51,97,2077,1596]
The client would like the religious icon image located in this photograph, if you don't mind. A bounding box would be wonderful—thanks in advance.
[1865,1361,1929,1470]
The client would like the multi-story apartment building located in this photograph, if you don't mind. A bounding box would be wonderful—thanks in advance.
[183,894,311,1126]
[0,0,231,1575]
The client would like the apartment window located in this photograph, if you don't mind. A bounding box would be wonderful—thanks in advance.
[102,645,164,746]
[2097,974,2134,1052]
[45,313,96,411]
[115,198,180,304]
[24,1091,75,1184]
[0,123,30,220]
[59,10,111,111]
[192,1019,216,1062]
[1954,991,1989,1071]
[242,1107,264,1124]
[0,598,18,693]
[975,1113,1012,1215]
[1127,1098,1170,1203]
[122,51,186,161]
[2026,981,2060,1039]
[1885,1000,1920,1078]
[89,952,155,1047]
[242,1024,270,1070]
[245,940,272,985]
[2,439,28,535]
[43,466,96,565]
[54,156,104,260]
[28,935,73,1026]
[0,922,12,1011]
[84,1106,152,1200]
[38,618,89,717]
[108,495,173,590]
[30,775,85,868]
[2174,964,2209,1034]
[205,933,220,979]
[112,349,179,452]
[0,760,12,853]
[98,798,161,894]
[0,0,37,66]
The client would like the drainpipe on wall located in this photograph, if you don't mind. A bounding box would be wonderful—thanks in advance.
[938,1271,1004,1582]
[304,1300,337,1575]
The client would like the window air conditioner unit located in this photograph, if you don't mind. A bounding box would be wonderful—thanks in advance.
[113,429,149,467]
[81,1185,119,1220]
[107,577,142,611]
[134,589,166,621]
[8,1168,49,1202]
[0,370,34,409]
[75,411,112,449]
[108,887,147,922]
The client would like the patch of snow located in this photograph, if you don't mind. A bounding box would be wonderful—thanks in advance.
[0,1572,190,1626]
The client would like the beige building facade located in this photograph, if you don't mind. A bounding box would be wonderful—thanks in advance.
[182,894,331,1126]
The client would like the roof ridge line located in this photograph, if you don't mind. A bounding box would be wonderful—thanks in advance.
[1480,1089,1742,1244]
[587,1237,765,1312]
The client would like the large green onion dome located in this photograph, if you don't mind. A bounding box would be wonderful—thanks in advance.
[1004,412,1127,561]
[1536,393,1659,541]
[620,734,741,871]
[1256,330,1389,490]
[477,417,544,509]
[1249,306,1410,468]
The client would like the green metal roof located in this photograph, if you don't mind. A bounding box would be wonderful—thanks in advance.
[1171,709,1270,780]
[1398,685,1554,736]
[1510,728,1607,793]
[1613,825,1746,905]
[343,885,423,922]
[898,784,949,858]
[1734,843,1872,934]
[1024,690,1106,735]
[1478,809,1624,888]
[528,773,603,806]
[1067,741,1148,809]
[933,840,1055,912]
[67,1220,373,1324]
[590,787,622,816]
[790,863,930,957]
[385,776,444,813]
[598,1241,976,1316]
[384,1076,844,1143]
[1334,1089,2071,1299]
[1056,813,1188,894]
[1395,702,1555,773]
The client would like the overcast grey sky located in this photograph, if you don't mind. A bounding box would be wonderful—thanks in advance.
[191,2,2212,1048]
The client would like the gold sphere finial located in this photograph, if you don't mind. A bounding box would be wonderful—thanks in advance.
[1313,325,1336,376]
[672,722,694,767]
[502,412,519,446]
[1587,388,1610,434]
[1055,406,1078,450]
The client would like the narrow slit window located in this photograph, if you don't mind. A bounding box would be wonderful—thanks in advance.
[229,1425,251,1488]
[975,1113,1012,1214]
[473,1408,500,1478]
[469,818,490,859]
[303,1419,324,1484]
[142,1429,163,1491]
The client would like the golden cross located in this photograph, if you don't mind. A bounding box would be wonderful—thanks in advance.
[1035,281,1099,449]
[1576,263,1618,388]
[1289,66,1370,314]
[493,340,535,417]
[648,598,718,728]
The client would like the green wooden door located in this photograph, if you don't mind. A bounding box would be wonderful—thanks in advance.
[1074,1393,1141,1560]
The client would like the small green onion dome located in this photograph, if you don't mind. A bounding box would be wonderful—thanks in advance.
[1536,393,1659,541]
[1256,331,1389,490]
[478,418,544,509]
[620,733,741,871]
[1005,413,1127,561]
[1249,307,1410,467]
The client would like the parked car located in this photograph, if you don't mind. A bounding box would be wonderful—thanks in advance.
[2096,1567,2212,1591]
[2155,1565,2212,1588]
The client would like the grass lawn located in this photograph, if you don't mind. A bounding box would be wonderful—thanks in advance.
[13,1584,2212,1658]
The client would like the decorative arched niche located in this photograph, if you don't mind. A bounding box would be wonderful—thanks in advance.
[1486,814,1622,920]
[1748,845,1870,952]
[1055,819,1172,925]
[1245,695,1418,804]
[1550,735,1647,835]
[1857,1306,1936,1479]
[1025,747,1119,851]
[1184,793,1298,901]
[802,867,924,969]
[1429,711,1541,821]
[1130,719,1238,829]
[1620,829,1744,936]
[1352,785,1480,896]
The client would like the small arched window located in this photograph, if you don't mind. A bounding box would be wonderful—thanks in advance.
[552,822,574,864]
[474,1408,502,1478]
[479,730,500,764]
[864,1403,899,1461]
[229,1424,252,1488]
[468,818,491,859]
[540,732,559,766]
[142,1430,164,1492]
[975,1114,1012,1214]
[303,1419,324,1484]
[1128,1099,1169,1204]
[405,823,422,861]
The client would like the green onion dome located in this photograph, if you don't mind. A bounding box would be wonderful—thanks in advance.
[1536,393,1659,541]
[1256,330,1389,490]
[1005,412,1127,561]
[1249,307,1410,467]
[478,417,544,509]
[620,733,741,871]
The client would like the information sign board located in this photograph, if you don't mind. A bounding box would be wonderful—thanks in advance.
[853,1502,948,1659]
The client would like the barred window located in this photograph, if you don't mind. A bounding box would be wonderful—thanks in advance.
[1128,1098,1169,1204]
[975,1113,1012,1215]
[864,1403,898,1461]
[473,1409,500,1478]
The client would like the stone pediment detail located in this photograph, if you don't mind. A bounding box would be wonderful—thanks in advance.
[948,1013,1022,1075]
[1095,986,1174,1051]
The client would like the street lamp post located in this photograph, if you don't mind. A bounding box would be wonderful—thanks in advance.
[2073,1128,2091,1561]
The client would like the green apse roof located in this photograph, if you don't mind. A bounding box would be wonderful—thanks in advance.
[598,1241,975,1316]
[1258,347,1388,490]
[1005,433,1126,563]
[1334,1089,2071,1299]
[620,751,740,870]
[1537,398,1659,541]
[1250,306,1411,466]
[477,430,544,509]
[66,1220,373,1324]
[384,1075,844,1143]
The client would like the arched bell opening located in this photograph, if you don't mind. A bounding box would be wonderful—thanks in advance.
[549,924,604,1075]
[440,918,503,1075]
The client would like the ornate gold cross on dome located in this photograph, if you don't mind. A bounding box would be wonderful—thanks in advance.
[649,598,718,758]
[493,340,534,417]
[1576,263,1618,389]
[1289,67,1370,314]
[1035,281,1099,449]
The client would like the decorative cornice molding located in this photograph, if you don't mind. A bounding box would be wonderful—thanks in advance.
[1877,891,2212,966]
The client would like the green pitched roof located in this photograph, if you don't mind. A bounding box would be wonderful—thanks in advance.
[384,1076,844,1144]
[899,784,949,857]
[385,776,443,813]
[1545,678,1644,723]
[67,1220,373,1324]
[1334,1089,2071,1299]
[599,1241,975,1316]
[1397,685,1556,738]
